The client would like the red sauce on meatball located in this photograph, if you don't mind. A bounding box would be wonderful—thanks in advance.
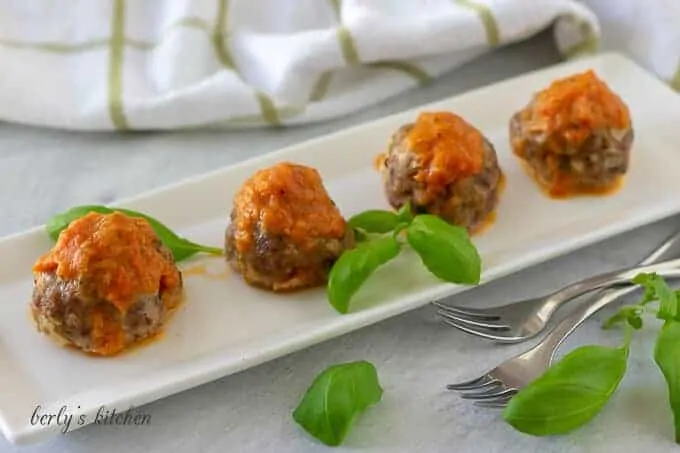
[32,211,182,356]
[231,162,347,254]
[405,112,485,198]
[520,70,631,149]
[33,212,182,313]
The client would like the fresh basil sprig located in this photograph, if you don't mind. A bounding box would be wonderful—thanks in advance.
[45,204,223,262]
[292,360,383,446]
[328,203,482,314]
[503,272,680,443]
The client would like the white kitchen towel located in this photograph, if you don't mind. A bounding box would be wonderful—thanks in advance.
[0,0,675,132]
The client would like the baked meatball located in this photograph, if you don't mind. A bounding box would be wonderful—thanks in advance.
[509,70,633,198]
[225,162,355,292]
[377,111,503,233]
[31,211,183,356]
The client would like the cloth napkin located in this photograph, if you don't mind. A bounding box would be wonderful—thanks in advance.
[0,0,676,132]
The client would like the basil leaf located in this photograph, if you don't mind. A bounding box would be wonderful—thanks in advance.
[503,345,628,436]
[292,361,383,446]
[327,235,401,314]
[348,210,400,234]
[45,204,222,262]
[654,320,680,443]
[633,273,680,321]
[405,214,481,285]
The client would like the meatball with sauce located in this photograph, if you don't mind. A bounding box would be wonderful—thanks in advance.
[377,111,503,233]
[509,70,633,198]
[31,211,183,356]
[225,162,355,292]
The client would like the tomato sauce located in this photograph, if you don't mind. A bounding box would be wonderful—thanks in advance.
[231,162,347,253]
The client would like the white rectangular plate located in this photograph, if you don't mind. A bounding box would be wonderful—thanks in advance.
[2,52,680,445]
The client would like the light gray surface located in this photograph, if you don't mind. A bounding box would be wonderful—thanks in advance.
[2,31,679,452]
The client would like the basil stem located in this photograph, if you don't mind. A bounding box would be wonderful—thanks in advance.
[45,204,222,262]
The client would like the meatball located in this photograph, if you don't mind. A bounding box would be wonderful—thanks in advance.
[509,70,633,198]
[378,111,503,233]
[225,162,355,292]
[30,211,183,356]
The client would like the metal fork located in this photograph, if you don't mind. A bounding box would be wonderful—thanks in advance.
[447,270,680,406]
[434,229,680,343]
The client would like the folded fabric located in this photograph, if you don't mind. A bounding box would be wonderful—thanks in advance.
[0,0,674,132]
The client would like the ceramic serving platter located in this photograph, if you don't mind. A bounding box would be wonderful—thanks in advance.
[2,52,680,445]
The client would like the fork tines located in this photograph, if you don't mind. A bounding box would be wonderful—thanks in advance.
[433,301,511,330]
[447,374,518,408]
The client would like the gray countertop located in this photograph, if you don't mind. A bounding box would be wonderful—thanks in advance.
[2,31,679,453]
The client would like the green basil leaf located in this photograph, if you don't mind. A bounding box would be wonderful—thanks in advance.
[405,214,481,285]
[293,360,383,446]
[503,345,628,436]
[654,320,680,443]
[348,210,400,234]
[633,273,680,321]
[45,204,222,262]
[327,235,401,314]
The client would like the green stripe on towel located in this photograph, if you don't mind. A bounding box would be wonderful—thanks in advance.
[0,38,112,53]
[108,0,129,130]
[670,60,680,92]
[562,35,598,59]
[328,0,431,86]
[309,71,334,102]
[171,16,211,33]
[454,0,500,47]
[563,20,599,59]
[0,17,209,53]
[368,61,432,84]
[336,26,360,65]
[214,0,280,126]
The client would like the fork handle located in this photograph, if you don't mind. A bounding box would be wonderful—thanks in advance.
[535,257,680,321]
[530,268,680,364]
